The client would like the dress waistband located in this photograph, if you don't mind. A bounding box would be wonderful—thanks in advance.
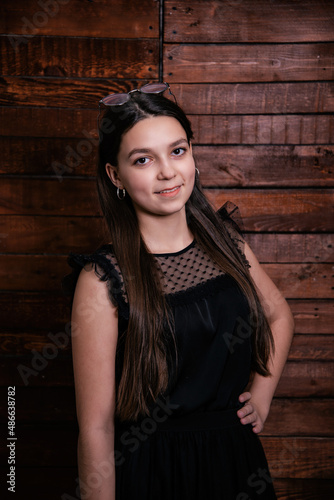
[156,408,241,432]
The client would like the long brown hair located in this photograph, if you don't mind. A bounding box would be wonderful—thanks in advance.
[97,91,274,421]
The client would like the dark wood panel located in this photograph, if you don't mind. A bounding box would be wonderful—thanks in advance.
[0,136,98,176]
[164,0,334,43]
[164,43,334,82]
[273,478,334,500]
[0,253,332,297]
[194,146,334,187]
[1,357,74,387]
[289,300,334,335]
[0,424,333,478]
[174,83,334,115]
[2,217,333,261]
[0,215,105,253]
[206,189,334,232]
[263,437,334,479]
[245,234,334,264]
[2,357,333,398]
[262,263,334,299]
[1,385,333,438]
[1,36,158,78]
[2,324,333,362]
[1,294,332,335]
[1,180,333,232]
[0,386,76,422]
[0,467,79,500]
[2,139,334,188]
[264,399,334,437]
[288,335,334,361]
[0,468,332,500]
[276,361,334,397]
[1,79,334,114]
[0,77,148,108]
[190,114,334,145]
[0,178,101,216]
[2,0,159,38]
[0,107,97,138]
[2,109,333,145]
[0,255,70,291]
[0,292,70,331]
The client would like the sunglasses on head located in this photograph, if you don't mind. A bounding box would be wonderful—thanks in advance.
[99,82,177,107]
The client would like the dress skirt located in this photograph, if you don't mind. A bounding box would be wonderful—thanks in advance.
[114,409,277,500]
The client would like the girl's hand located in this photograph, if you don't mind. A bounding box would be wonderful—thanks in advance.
[237,392,268,434]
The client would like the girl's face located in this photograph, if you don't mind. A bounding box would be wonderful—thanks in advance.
[106,116,196,223]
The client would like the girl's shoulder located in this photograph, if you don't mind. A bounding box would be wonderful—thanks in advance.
[63,244,129,319]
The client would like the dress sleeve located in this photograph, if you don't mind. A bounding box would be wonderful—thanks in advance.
[217,201,251,269]
[62,245,129,320]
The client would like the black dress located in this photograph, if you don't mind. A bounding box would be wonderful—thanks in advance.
[67,203,277,500]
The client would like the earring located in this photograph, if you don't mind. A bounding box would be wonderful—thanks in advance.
[117,187,126,200]
[195,168,200,175]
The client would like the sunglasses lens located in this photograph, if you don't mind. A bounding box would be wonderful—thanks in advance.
[140,83,168,94]
[102,93,130,106]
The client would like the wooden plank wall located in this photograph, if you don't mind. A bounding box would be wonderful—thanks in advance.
[0,1,159,498]
[0,0,333,498]
[163,1,334,498]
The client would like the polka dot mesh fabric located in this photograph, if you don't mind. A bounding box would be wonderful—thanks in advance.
[155,242,225,295]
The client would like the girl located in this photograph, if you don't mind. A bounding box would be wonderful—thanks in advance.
[67,83,294,499]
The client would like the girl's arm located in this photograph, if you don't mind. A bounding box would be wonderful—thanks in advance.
[237,242,295,433]
[71,266,119,499]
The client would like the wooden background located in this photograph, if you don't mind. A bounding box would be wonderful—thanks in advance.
[0,0,333,498]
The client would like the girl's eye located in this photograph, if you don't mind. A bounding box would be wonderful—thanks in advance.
[134,157,149,166]
[172,147,186,156]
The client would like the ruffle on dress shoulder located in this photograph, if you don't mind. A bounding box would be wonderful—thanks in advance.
[62,244,129,320]
[217,201,251,269]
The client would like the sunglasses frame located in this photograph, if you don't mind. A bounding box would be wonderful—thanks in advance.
[99,82,176,107]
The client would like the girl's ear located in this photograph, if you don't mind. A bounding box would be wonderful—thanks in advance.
[105,163,124,189]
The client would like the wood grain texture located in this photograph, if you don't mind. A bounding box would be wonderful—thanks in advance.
[2,109,334,145]
[1,180,332,232]
[190,114,334,145]
[193,145,334,187]
[164,0,334,43]
[2,138,334,187]
[2,356,334,397]
[0,469,332,500]
[172,83,334,115]
[276,361,334,397]
[289,300,334,335]
[0,215,106,253]
[164,43,334,82]
[0,467,79,500]
[0,77,151,108]
[262,437,334,479]
[206,189,334,232]
[1,79,334,113]
[273,478,334,500]
[0,293,331,334]
[2,0,159,38]
[1,35,158,78]
[288,335,334,361]
[264,399,334,437]
[0,423,332,478]
[1,385,333,437]
[1,216,332,261]
[0,292,70,331]
[0,254,333,297]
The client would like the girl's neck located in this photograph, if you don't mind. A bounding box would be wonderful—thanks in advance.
[138,211,194,254]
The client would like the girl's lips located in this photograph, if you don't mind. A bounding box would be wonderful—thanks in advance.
[156,186,181,197]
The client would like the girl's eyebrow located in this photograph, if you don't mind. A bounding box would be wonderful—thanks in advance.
[127,138,188,159]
